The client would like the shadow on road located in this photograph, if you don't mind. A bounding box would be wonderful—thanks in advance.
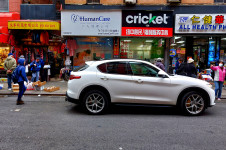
[67,104,182,116]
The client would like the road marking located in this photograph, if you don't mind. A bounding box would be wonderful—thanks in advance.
[14,109,20,112]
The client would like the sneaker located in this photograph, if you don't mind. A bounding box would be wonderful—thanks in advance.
[8,88,12,90]
[218,98,221,101]
[16,100,24,105]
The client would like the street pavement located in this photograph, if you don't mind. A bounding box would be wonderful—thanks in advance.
[0,95,226,150]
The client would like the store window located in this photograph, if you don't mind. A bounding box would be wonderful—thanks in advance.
[0,0,8,12]
[169,36,186,70]
[220,37,226,64]
[73,37,113,67]
[120,38,165,63]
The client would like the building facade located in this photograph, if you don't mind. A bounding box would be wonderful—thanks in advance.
[61,0,226,73]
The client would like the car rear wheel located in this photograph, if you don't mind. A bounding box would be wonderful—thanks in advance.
[82,90,109,115]
[181,91,206,116]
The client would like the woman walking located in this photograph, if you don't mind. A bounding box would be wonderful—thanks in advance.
[211,61,226,100]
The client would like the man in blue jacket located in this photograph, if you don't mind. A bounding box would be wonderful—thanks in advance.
[17,58,28,105]
[29,57,42,82]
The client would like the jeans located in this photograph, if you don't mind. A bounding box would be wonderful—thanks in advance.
[214,81,224,98]
[17,81,26,102]
[7,74,12,89]
[31,71,40,82]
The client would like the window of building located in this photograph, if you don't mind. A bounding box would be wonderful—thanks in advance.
[87,0,100,4]
[129,62,159,77]
[73,37,113,67]
[120,37,165,63]
[0,0,8,12]
[214,0,226,3]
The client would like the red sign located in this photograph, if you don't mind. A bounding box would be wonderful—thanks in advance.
[121,27,173,37]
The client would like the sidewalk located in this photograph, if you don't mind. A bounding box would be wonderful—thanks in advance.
[0,78,67,96]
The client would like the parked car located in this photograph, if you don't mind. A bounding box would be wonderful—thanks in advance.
[66,59,215,116]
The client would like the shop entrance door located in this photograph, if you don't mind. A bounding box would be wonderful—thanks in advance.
[193,45,208,72]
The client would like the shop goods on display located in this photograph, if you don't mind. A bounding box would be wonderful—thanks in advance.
[0,78,7,82]
[12,84,19,92]
[44,86,60,92]
[32,81,46,91]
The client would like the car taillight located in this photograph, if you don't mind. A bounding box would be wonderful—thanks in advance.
[69,75,81,80]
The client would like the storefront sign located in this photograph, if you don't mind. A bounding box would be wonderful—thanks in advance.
[8,21,60,30]
[122,10,173,37]
[61,10,121,36]
[170,49,176,57]
[180,48,186,54]
[175,14,226,34]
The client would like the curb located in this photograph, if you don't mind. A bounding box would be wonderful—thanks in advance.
[0,93,66,96]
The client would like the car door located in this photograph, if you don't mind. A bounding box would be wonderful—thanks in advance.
[129,61,174,105]
[97,61,134,103]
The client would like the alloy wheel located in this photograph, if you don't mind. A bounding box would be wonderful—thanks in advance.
[85,93,105,114]
[185,94,205,115]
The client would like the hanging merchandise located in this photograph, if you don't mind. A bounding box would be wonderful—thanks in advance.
[8,34,16,46]
[40,48,43,59]
[67,39,78,57]
[61,43,66,53]
[36,33,40,43]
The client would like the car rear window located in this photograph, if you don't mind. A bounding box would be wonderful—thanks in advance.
[73,64,89,72]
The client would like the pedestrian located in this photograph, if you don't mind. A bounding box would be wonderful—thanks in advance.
[4,53,16,90]
[29,57,42,82]
[186,58,197,78]
[17,58,28,105]
[155,58,165,71]
[176,59,187,76]
[36,55,45,82]
[211,61,226,100]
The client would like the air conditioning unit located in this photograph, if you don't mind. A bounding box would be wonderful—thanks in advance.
[167,0,181,3]
[124,0,137,5]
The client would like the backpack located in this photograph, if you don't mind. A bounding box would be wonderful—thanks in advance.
[12,66,21,83]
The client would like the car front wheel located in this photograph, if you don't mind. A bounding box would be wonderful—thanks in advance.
[181,91,206,116]
[82,90,109,115]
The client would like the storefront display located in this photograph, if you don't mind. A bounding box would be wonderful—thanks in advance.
[0,46,10,69]
[120,37,165,62]
[72,37,113,67]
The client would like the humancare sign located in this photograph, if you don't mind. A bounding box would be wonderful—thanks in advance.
[175,14,226,34]
[61,10,121,36]
[122,10,173,37]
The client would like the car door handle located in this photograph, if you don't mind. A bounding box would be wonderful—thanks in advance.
[100,76,108,81]
[136,79,143,83]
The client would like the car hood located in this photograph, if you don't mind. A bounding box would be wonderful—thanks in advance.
[170,75,209,86]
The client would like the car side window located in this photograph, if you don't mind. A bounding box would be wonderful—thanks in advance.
[97,63,107,73]
[106,62,128,75]
[129,62,159,77]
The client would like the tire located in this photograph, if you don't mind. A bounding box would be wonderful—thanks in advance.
[82,90,109,115]
[180,91,206,116]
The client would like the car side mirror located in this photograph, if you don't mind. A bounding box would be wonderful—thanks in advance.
[158,72,168,78]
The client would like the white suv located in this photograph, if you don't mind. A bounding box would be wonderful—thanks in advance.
[66,59,215,116]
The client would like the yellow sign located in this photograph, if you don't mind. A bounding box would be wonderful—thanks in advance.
[8,21,60,30]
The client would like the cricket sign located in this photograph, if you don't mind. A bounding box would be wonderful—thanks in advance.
[175,14,226,34]
[122,10,173,37]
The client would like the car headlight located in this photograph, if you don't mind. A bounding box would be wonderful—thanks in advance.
[206,83,212,88]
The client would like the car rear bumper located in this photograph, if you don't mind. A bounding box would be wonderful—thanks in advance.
[65,92,80,104]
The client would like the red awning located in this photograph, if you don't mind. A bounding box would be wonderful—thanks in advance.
[0,12,20,43]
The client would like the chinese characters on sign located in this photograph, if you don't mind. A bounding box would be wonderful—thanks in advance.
[8,21,60,30]
[175,14,226,34]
